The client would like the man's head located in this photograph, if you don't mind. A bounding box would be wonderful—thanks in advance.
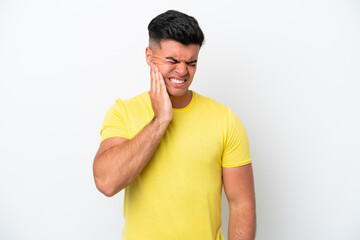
[146,10,204,101]
[147,10,204,48]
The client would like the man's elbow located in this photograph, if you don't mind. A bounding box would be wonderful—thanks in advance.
[228,198,256,212]
[94,177,124,197]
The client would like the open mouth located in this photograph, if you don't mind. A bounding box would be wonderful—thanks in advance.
[169,78,186,84]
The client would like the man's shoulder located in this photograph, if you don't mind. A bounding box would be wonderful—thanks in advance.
[107,92,152,122]
[195,91,230,113]
[118,91,149,104]
[113,91,150,109]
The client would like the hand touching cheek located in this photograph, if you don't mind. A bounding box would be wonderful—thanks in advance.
[149,63,173,123]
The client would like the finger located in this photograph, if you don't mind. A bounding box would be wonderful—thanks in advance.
[156,66,166,90]
[154,64,160,93]
[150,63,156,94]
[150,64,154,93]
[158,71,166,91]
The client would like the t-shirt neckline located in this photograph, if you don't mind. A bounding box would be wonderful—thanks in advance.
[172,90,196,112]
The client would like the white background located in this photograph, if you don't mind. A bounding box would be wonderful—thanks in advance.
[1,0,359,239]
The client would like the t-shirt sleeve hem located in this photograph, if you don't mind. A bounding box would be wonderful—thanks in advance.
[221,159,252,168]
[100,134,130,145]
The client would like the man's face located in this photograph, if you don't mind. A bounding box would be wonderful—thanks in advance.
[146,39,200,98]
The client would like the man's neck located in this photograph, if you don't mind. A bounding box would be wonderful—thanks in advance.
[170,90,193,109]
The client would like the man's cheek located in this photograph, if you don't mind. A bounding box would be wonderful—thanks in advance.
[157,68,168,80]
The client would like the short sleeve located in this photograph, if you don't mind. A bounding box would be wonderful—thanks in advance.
[221,107,252,167]
[100,99,130,144]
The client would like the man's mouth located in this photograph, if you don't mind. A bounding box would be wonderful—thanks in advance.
[169,78,186,84]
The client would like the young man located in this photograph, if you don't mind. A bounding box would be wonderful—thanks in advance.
[93,10,256,240]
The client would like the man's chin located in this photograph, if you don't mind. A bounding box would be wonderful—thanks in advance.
[167,88,189,98]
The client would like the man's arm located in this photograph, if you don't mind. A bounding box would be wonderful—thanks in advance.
[93,63,172,197]
[223,163,256,240]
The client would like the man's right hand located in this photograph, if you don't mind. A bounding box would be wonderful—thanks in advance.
[149,62,173,123]
[94,63,173,196]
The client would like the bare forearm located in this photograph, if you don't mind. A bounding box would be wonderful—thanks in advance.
[94,62,172,196]
[228,204,256,240]
[94,116,169,196]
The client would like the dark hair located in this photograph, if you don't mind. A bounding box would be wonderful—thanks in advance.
[148,10,204,47]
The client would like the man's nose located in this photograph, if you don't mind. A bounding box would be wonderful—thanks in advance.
[174,61,188,76]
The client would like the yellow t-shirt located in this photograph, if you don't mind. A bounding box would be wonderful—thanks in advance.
[100,90,252,240]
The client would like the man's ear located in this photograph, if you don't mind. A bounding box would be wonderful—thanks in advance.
[145,47,153,66]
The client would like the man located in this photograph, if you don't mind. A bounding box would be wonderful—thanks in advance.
[93,10,256,240]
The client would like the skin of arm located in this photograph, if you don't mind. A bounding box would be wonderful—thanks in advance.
[223,163,256,240]
[93,63,172,197]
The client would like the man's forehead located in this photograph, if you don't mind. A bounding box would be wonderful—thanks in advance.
[150,39,200,59]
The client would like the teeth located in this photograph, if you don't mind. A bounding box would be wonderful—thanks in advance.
[170,78,185,84]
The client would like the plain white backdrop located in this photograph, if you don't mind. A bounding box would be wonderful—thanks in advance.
[0,0,359,239]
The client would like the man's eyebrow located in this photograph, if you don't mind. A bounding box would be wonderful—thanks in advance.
[186,60,197,64]
[165,57,197,64]
[165,57,179,63]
